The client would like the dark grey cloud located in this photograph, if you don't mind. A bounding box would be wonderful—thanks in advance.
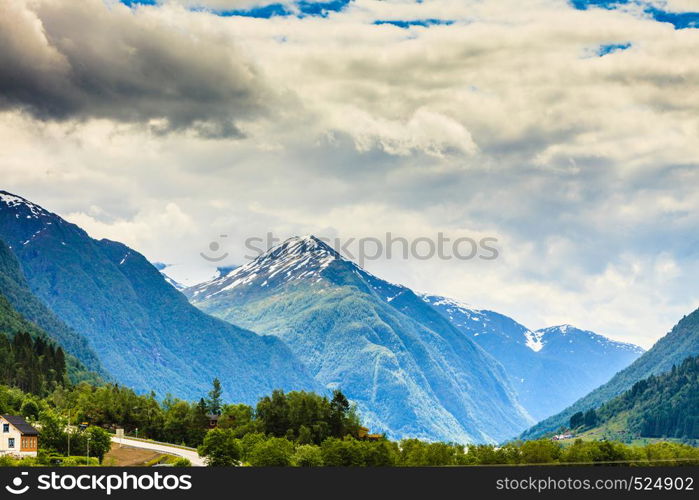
[0,0,268,137]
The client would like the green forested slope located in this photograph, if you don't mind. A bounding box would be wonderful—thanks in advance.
[0,239,105,375]
[584,355,699,441]
[522,308,699,439]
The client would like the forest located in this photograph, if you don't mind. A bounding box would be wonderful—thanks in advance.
[0,376,697,467]
[567,356,699,441]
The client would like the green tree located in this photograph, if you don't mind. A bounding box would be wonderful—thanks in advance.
[20,399,40,420]
[84,426,112,463]
[584,409,599,428]
[292,444,324,467]
[321,437,365,467]
[569,411,584,429]
[198,428,242,466]
[329,390,350,437]
[256,390,290,437]
[519,439,561,464]
[37,409,68,454]
[248,437,295,467]
[218,404,257,437]
[207,378,223,416]
[362,440,399,466]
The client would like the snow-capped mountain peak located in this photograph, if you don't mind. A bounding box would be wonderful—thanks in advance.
[536,325,645,355]
[0,191,51,220]
[187,235,346,299]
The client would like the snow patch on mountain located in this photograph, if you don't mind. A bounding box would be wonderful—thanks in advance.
[188,235,349,299]
[524,330,544,352]
[537,325,645,355]
[0,191,50,219]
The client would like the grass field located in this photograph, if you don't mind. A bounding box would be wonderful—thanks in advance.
[103,443,178,467]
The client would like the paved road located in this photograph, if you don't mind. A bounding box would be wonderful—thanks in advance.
[111,436,206,466]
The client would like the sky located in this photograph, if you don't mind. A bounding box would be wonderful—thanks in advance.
[1,0,699,348]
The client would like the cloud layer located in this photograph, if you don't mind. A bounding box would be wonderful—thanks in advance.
[0,0,269,136]
[1,0,698,347]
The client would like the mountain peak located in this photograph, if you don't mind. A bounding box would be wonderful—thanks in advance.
[248,234,343,273]
[267,235,340,260]
[541,324,577,335]
[187,235,347,300]
[0,191,51,220]
[536,324,645,355]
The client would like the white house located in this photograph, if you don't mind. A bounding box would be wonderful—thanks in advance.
[0,415,38,458]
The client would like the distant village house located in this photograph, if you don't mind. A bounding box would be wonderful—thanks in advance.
[0,415,39,458]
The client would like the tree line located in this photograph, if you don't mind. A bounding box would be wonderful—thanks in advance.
[1,370,698,467]
[0,331,66,396]
[568,355,699,441]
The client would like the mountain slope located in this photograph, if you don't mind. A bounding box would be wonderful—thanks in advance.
[0,271,93,385]
[186,235,533,443]
[0,237,105,375]
[522,306,699,439]
[0,191,319,402]
[420,296,643,421]
[580,355,699,441]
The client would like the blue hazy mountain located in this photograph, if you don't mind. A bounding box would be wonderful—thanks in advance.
[0,236,104,374]
[523,307,699,439]
[0,236,103,383]
[186,235,534,443]
[0,191,319,402]
[421,295,644,421]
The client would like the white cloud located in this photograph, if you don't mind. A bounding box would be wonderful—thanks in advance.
[1,0,698,346]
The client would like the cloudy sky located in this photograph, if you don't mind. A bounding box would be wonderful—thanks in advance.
[1,0,698,347]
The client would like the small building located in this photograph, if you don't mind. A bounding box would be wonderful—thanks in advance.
[552,433,574,441]
[207,414,220,429]
[357,427,383,441]
[0,415,39,458]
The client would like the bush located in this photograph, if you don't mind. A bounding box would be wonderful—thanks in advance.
[292,444,323,467]
[248,437,295,467]
[320,437,364,467]
[519,439,561,464]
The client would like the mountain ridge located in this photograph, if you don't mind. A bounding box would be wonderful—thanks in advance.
[0,191,321,403]
[187,235,534,443]
[522,306,699,440]
[420,295,644,421]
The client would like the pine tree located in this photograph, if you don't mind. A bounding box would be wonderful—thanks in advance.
[207,378,223,415]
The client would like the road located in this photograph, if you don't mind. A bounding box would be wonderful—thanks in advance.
[111,436,206,466]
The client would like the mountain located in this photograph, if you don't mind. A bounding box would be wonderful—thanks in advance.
[536,325,643,378]
[419,297,644,421]
[0,191,319,402]
[0,237,104,374]
[576,355,699,442]
[186,235,533,443]
[522,306,699,440]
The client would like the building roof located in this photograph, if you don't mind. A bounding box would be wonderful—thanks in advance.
[2,415,39,435]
